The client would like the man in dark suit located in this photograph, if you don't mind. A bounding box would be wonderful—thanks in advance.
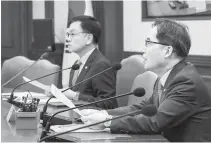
[81,18,211,141]
[61,16,117,109]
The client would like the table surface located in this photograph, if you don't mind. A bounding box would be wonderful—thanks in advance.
[1,91,168,142]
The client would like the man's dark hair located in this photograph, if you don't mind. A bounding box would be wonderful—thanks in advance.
[152,18,191,58]
[67,15,101,44]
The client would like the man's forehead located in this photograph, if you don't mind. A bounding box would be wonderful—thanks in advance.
[67,21,82,32]
[146,26,157,40]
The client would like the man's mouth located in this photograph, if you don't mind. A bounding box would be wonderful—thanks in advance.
[143,59,147,64]
[65,44,71,48]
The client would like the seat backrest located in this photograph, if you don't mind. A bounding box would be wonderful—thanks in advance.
[128,71,157,105]
[1,56,34,88]
[116,55,145,107]
[23,59,60,93]
[202,75,211,99]
[1,56,60,93]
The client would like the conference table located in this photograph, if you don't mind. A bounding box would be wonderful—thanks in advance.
[1,90,168,142]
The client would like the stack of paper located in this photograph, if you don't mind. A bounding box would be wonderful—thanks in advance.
[50,124,109,133]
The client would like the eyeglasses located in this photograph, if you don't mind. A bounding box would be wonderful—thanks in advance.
[145,39,169,47]
[66,32,88,38]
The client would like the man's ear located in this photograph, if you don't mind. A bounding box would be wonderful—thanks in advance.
[164,46,174,58]
[86,34,94,45]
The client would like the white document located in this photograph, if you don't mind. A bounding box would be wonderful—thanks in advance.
[50,124,109,133]
[22,76,49,91]
[50,84,83,117]
[6,105,16,122]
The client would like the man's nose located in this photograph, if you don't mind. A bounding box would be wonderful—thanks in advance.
[66,37,72,42]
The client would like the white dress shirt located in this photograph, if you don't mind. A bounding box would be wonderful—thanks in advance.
[160,68,172,88]
[77,48,96,75]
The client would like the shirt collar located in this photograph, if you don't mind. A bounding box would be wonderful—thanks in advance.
[160,68,172,87]
[80,48,95,65]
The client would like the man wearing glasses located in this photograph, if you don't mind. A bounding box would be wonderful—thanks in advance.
[80,18,211,141]
[60,16,117,109]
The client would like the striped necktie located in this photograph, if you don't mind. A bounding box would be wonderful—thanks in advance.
[69,60,82,87]
[157,78,164,104]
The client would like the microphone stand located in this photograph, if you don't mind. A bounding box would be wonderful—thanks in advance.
[40,66,113,120]
[41,63,121,121]
[8,66,76,104]
[40,90,142,139]
[1,53,48,88]
[62,66,113,92]
[39,105,156,142]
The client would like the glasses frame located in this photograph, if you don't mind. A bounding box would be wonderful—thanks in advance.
[145,39,169,47]
[66,32,89,38]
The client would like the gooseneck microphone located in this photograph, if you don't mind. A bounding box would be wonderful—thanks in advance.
[40,87,145,139]
[39,105,157,142]
[62,62,121,92]
[1,53,49,88]
[41,63,122,120]
[2,46,56,88]
[8,64,80,104]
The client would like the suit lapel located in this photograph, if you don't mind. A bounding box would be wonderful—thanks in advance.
[76,49,99,84]
[159,60,187,103]
[164,60,187,88]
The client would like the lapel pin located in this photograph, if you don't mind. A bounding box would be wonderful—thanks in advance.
[85,66,88,69]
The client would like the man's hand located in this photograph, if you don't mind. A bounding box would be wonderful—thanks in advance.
[44,86,52,97]
[80,109,101,116]
[45,87,78,101]
[63,89,79,100]
[81,111,108,130]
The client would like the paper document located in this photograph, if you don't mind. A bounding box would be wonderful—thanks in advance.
[23,76,49,91]
[50,84,83,117]
[50,124,109,133]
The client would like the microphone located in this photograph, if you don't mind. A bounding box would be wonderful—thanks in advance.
[41,63,122,121]
[8,64,80,105]
[62,62,121,92]
[40,87,145,139]
[1,53,49,88]
[39,104,157,142]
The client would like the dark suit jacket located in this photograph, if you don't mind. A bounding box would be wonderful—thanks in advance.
[107,60,211,142]
[72,49,117,109]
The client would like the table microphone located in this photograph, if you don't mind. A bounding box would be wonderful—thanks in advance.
[40,87,145,139]
[62,62,121,92]
[8,64,80,105]
[41,63,122,120]
[1,53,49,88]
[39,104,157,142]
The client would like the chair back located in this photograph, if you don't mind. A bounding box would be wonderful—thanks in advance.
[1,56,60,93]
[128,71,157,105]
[116,55,145,107]
[202,75,211,99]
[23,59,60,93]
[1,56,33,88]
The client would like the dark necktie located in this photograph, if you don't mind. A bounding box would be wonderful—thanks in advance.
[69,60,82,87]
[157,78,164,104]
